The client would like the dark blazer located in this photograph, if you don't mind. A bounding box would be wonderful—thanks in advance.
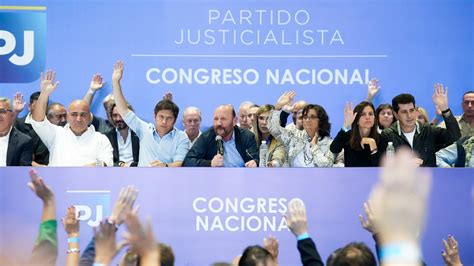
[381,111,461,167]
[105,129,140,166]
[15,116,49,165]
[297,238,324,266]
[6,127,33,166]
[183,126,259,167]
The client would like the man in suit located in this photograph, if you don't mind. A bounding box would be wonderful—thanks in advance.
[13,91,49,165]
[183,104,258,167]
[106,102,140,166]
[0,97,32,166]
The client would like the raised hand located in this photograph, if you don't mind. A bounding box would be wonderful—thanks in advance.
[40,70,60,95]
[343,102,356,129]
[109,186,139,225]
[12,92,26,113]
[163,91,173,101]
[89,74,105,91]
[441,235,463,266]
[275,91,296,111]
[369,148,431,244]
[433,83,449,112]
[112,60,124,83]
[284,199,308,237]
[263,235,279,261]
[62,205,80,235]
[367,78,380,101]
[358,201,379,234]
[28,169,54,203]
[94,221,125,265]
[123,212,159,264]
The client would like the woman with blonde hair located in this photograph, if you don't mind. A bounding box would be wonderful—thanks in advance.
[252,104,287,167]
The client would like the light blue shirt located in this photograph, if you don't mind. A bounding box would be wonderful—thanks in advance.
[124,111,189,166]
[223,133,245,167]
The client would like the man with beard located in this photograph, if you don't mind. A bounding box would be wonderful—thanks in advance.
[183,104,258,167]
[46,102,67,127]
[105,102,140,166]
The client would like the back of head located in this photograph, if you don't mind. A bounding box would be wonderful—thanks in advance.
[392,93,415,113]
[239,245,274,266]
[159,243,175,266]
[328,242,376,266]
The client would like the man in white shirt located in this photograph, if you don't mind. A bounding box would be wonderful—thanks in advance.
[31,70,113,166]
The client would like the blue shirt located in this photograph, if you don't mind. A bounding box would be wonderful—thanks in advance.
[223,133,245,167]
[124,111,189,166]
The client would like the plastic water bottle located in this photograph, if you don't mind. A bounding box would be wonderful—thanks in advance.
[386,142,395,157]
[259,141,268,167]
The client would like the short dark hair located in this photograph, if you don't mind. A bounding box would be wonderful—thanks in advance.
[239,245,273,266]
[375,103,397,129]
[302,104,331,138]
[30,91,41,104]
[463,91,474,98]
[108,102,134,119]
[159,243,175,266]
[154,100,179,119]
[328,242,376,266]
[392,93,416,113]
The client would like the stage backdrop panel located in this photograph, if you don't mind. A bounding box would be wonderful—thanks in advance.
[1,0,473,131]
[0,167,472,265]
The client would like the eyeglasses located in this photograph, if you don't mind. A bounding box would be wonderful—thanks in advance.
[0,109,12,115]
[303,115,319,121]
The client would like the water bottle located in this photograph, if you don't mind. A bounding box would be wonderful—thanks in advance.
[259,141,268,167]
[386,142,395,157]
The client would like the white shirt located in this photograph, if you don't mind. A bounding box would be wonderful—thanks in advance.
[30,119,113,166]
[116,128,134,165]
[0,126,12,167]
[187,131,201,148]
[403,129,416,148]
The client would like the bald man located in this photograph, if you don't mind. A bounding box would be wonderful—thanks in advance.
[183,104,258,167]
[31,70,113,166]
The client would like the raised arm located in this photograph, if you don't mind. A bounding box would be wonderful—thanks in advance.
[82,74,104,106]
[62,206,80,266]
[123,212,160,266]
[366,78,380,102]
[433,83,461,143]
[111,60,130,117]
[33,70,59,122]
[284,199,324,266]
[12,92,26,119]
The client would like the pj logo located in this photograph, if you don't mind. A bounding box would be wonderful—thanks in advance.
[67,190,111,227]
[0,11,46,83]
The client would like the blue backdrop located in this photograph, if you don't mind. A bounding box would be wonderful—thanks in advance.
[1,0,473,132]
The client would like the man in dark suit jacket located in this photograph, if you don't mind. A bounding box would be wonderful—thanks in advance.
[105,103,139,166]
[0,98,33,166]
[183,104,258,167]
[14,91,49,165]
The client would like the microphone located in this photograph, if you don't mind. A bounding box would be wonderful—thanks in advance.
[215,135,224,155]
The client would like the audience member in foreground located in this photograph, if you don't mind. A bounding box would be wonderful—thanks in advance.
[112,60,189,167]
[268,91,338,167]
[28,169,58,266]
[62,206,80,266]
[31,70,113,166]
[441,235,463,266]
[0,97,32,166]
[183,104,258,167]
[330,101,387,166]
[369,148,432,266]
[381,84,461,166]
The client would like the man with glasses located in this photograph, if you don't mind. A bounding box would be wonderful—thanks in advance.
[183,106,202,148]
[438,91,474,137]
[0,97,32,166]
[31,70,113,166]
[112,60,189,167]
[381,84,461,166]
